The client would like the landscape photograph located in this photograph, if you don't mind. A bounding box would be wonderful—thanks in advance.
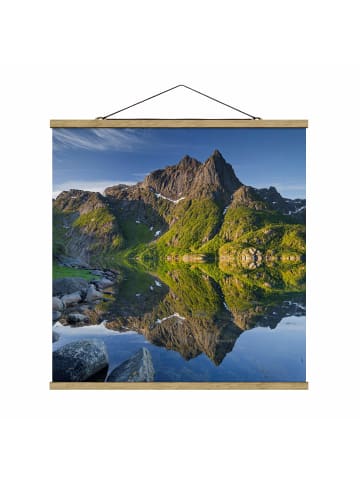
[52,127,306,383]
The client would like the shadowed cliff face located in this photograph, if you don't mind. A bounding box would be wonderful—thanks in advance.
[190,150,242,204]
[130,150,241,204]
[142,155,202,199]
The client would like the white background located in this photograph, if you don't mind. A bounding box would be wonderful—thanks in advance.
[1,1,360,481]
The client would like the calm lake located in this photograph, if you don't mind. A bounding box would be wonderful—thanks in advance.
[53,261,306,382]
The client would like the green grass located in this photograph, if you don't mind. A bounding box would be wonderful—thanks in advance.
[149,260,225,316]
[156,198,222,254]
[73,207,125,253]
[73,207,118,234]
[53,192,306,302]
[218,223,305,258]
[120,220,155,247]
[281,225,306,253]
[53,264,100,280]
[117,267,155,297]
[196,207,304,256]
[219,206,297,240]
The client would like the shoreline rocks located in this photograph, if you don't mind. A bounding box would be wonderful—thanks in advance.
[95,277,115,290]
[52,339,109,382]
[106,347,155,382]
[52,264,119,327]
[53,311,62,322]
[85,284,103,302]
[52,272,116,327]
[52,297,64,311]
[61,291,82,307]
[67,313,89,324]
[53,277,89,297]
[91,269,104,276]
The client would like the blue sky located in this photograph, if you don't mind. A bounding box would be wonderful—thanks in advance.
[53,128,306,199]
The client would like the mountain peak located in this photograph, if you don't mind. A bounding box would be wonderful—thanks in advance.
[142,154,201,199]
[205,149,226,167]
[110,150,242,205]
[269,186,279,193]
[178,155,201,169]
[191,150,242,203]
[211,149,225,159]
[54,189,106,214]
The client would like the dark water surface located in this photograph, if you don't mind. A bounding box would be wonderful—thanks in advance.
[53,262,306,382]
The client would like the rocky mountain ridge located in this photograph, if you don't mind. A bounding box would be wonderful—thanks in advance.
[55,149,304,217]
[53,149,306,264]
[106,149,242,204]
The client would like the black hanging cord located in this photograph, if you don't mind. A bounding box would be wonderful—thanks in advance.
[96,84,261,120]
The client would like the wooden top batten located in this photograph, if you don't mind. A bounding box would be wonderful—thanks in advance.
[50,119,308,128]
[50,381,308,390]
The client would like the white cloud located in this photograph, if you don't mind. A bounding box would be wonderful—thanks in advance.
[53,128,146,152]
[52,180,136,199]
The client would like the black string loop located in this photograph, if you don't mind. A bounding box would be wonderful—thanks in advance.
[96,84,261,120]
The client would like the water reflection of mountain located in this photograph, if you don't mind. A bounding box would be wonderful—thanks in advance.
[105,262,306,365]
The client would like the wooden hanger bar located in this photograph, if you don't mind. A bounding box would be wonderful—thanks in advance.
[50,119,308,128]
[50,382,309,390]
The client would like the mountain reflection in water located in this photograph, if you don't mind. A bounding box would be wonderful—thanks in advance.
[54,259,305,381]
[101,260,305,370]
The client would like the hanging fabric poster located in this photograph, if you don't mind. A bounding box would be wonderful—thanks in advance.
[51,114,307,389]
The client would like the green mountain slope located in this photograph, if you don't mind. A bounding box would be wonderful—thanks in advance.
[53,150,306,269]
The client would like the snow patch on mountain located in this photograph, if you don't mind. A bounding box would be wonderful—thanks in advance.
[156,313,186,324]
[155,192,186,204]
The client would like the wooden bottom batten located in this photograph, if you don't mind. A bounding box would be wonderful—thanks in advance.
[50,381,308,390]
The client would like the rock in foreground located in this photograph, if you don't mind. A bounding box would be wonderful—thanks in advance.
[106,347,155,382]
[53,339,109,382]
[61,291,82,307]
[85,284,103,302]
[67,313,89,324]
[52,297,64,311]
[95,277,115,290]
[53,277,89,297]
[52,311,62,322]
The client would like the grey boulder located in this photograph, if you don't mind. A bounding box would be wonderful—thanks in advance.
[53,277,89,297]
[52,297,64,311]
[85,284,103,302]
[52,339,109,382]
[52,331,60,343]
[106,348,154,382]
[96,278,114,289]
[61,291,82,306]
[53,311,62,322]
[67,313,89,324]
